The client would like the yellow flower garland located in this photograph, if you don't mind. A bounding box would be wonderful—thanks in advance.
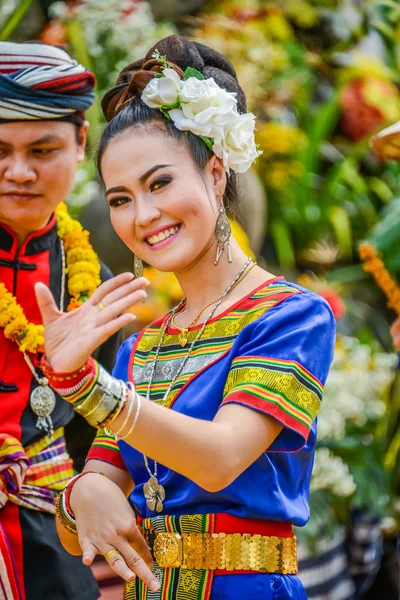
[359,242,400,315]
[0,203,101,354]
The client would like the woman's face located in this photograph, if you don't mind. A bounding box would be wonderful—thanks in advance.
[101,128,226,272]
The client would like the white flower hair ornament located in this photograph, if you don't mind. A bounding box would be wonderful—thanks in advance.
[141,52,262,174]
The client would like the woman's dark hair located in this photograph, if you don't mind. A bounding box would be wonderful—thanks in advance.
[97,35,247,216]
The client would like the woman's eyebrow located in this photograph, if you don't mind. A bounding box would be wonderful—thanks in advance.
[139,164,172,184]
[106,164,173,196]
[105,185,130,196]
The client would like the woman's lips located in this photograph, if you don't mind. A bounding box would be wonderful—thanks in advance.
[146,225,181,250]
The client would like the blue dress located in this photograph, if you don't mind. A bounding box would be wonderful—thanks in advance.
[91,278,336,599]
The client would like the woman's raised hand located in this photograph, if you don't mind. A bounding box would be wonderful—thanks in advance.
[35,273,149,372]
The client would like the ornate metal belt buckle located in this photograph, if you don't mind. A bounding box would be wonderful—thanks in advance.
[154,532,182,568]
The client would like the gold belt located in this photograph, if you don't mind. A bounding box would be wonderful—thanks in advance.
[141,529,298,574]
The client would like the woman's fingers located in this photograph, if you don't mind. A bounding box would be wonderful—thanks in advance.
[99,277,149,309]
[117,540,160,591]
[101,543,136,582]
[80,538,98,566]
[128,528,153,568]
[94,313,137,348]
[90,274,149,307]
[34,282,62,326]
[99,540,160,591]
[96,289,147,327]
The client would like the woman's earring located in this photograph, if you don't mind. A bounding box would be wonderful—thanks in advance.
[214,198,232,265]
[133,255,145,303]
[133,254,144,278]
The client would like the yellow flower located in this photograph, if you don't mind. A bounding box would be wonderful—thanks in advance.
[359,242,400,315]
[67,261,101,279]
[56,202,68,214]
[68,273,99,298]
[263,14,293,41]
[67,247,98,264]
[19,323,44,353]
[264,160,304,189]
[67,298,84,312]
[339,53,397,84]
[284,0,319,28]
[4,316,29,341]
[63,230,91,251]
[256,123,307,157]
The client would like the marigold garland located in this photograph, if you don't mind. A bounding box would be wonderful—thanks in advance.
[0,203,101,354]
[359,242,400,315]
[56,202,101,310]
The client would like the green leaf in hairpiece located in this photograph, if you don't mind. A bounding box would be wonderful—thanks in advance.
[183,67,205,81]
[152,50,169,69]
[199,135,214,150]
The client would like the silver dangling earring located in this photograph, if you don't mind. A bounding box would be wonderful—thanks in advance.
[133,254,143,279]
[214,197,232,265]
[133,254,145,303]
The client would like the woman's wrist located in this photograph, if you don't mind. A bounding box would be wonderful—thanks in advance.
[69,471,106,514]
[40,355,130,429]
[110,383,142,440]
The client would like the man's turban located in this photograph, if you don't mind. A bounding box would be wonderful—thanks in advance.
[0,42,95,125]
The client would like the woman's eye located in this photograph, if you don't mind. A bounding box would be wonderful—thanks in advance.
[109,196,131,207]
[150,177,171,192]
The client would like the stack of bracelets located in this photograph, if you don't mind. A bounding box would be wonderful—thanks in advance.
[40,355,141,534]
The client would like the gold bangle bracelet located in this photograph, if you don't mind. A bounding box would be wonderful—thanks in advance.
[55,494,77,535]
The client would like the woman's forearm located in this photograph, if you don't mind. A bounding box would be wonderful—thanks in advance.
[84,459,134,497]
[108,392,282,492]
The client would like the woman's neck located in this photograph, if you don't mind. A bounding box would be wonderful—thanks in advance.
[174,239,253,317]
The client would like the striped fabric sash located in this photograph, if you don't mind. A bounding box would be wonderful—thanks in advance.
[0,428,74,512]
[0,428,74,600]
[124,514,215,600]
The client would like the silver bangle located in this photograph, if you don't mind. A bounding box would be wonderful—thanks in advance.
[75,366,124,427]
[114,388,135,438]
[119,388,141,441]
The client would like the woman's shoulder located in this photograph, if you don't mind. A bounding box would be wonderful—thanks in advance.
[238,278,336,352]
[234,279,336,385]
[245,277,334,327]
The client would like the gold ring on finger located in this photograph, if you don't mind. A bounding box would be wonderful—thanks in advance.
[98,302,105,311]
[104,549,121,563]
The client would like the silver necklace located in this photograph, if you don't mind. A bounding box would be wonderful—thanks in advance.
[142,257,253,512]
[26,239,66,437]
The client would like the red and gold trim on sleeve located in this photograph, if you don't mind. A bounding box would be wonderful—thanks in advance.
[86,428,127,470]
[221,356,323,443]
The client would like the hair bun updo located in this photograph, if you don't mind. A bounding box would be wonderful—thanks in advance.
[101,35,247,122]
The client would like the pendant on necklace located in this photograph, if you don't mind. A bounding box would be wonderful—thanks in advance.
[179,329,189,348]
[30,384,56,437]
[143,476,165,512]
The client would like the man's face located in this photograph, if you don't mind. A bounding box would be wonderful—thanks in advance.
[0,120,88,234]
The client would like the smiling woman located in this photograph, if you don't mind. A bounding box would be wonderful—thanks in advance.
[35,35,336,600]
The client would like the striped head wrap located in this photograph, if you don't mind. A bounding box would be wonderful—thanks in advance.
[0,41,95,126]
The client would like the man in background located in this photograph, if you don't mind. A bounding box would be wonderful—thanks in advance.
[0,41,119,600]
